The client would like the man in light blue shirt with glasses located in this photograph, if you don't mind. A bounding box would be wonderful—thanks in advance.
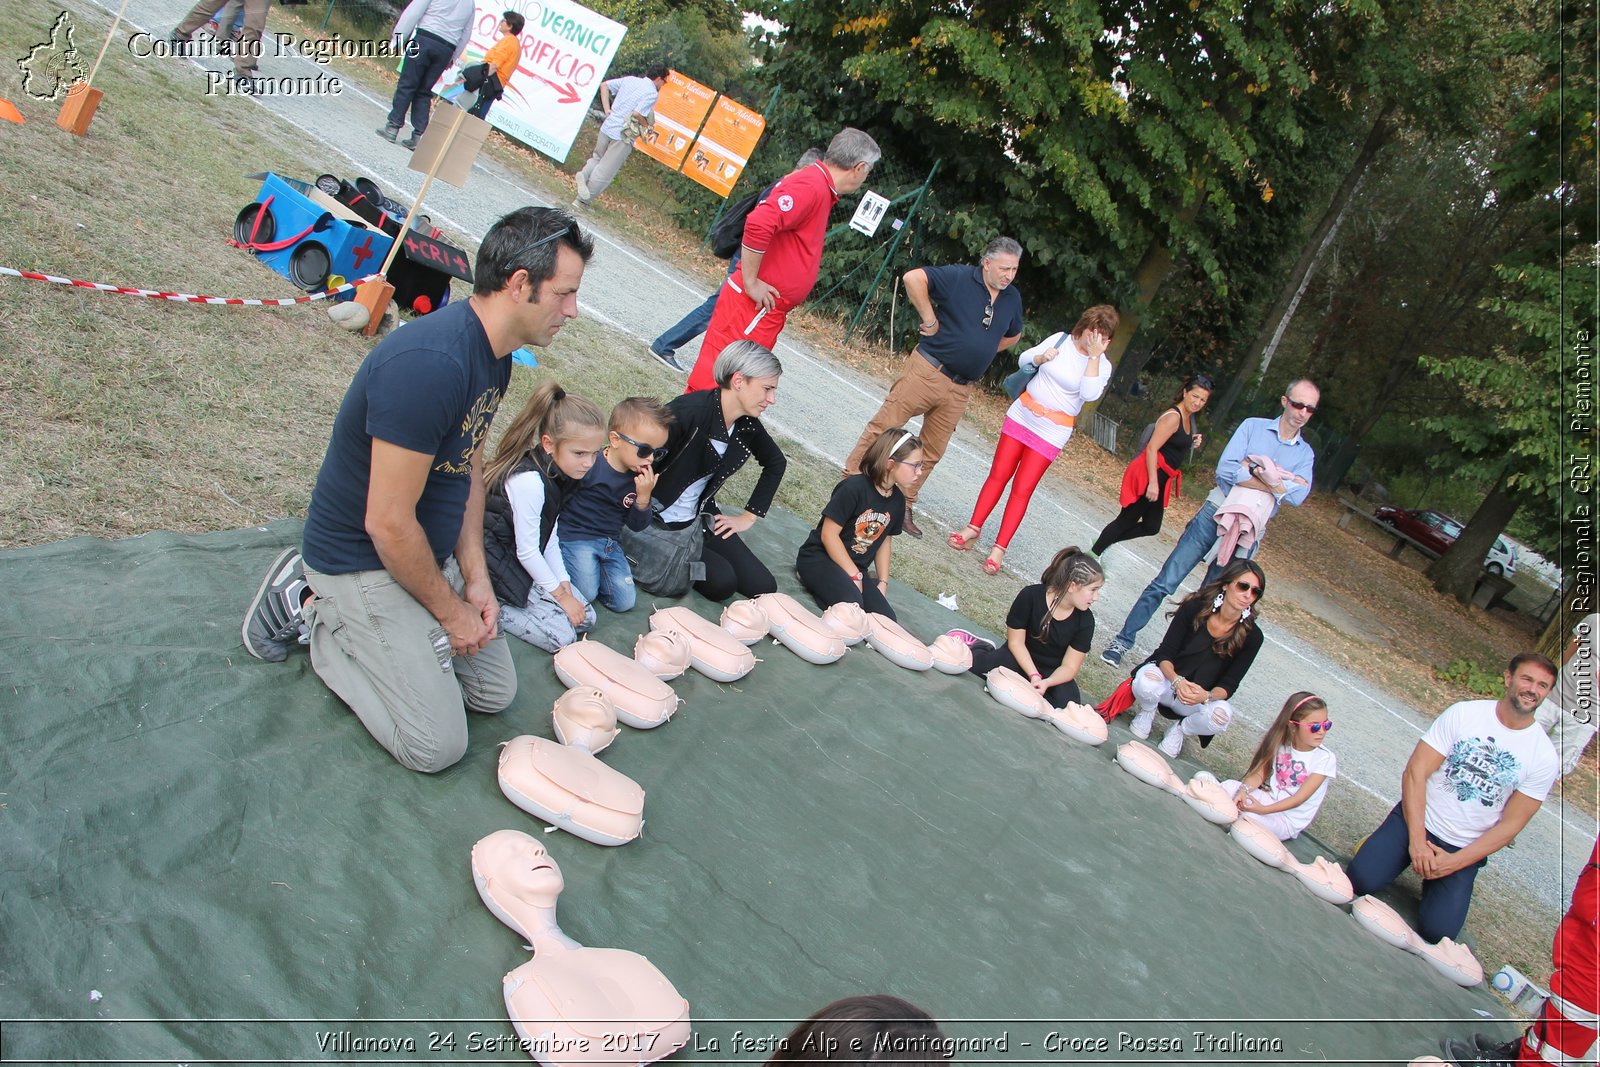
[1101,379,1319,666]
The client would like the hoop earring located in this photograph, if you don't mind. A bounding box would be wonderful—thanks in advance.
[1212,592,1225,612]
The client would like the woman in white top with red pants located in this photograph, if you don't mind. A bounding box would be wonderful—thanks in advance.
[951,304,1118,574]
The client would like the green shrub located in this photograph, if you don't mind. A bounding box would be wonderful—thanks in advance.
[1435,658,1502,696]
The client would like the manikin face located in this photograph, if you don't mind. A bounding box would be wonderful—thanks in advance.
[543,429,605,481]
[888,448,924,493]
[1504,664,1556,716]
[474,829,564,902]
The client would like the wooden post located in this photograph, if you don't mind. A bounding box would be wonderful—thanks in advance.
[359,106,470,336]
[57,0,128,135]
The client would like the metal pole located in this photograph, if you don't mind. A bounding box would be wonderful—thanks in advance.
[319,0,336,33]
[845,158,939,341]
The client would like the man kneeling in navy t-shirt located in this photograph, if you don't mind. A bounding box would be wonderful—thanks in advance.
[242,206,594,773]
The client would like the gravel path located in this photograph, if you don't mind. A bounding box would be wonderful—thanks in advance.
[120,0,1594,911]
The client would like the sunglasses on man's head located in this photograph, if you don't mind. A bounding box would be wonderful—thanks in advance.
[614,429,668,462]
[1233,579,1262,598]
[1284,398,1317,414]
[1295,719,1333,735]
[513,221,579,270]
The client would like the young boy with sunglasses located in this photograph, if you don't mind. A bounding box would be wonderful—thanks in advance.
[557,397,674,612]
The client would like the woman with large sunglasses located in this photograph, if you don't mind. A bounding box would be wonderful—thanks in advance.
[1092,375,1212,555]
[948,304,1119,576]
[641,341,787,601]
[1125,559,1266,758]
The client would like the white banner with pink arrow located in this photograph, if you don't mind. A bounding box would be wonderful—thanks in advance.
[452,0,626,162]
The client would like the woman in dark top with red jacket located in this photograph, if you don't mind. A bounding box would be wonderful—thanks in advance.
[1128,559,1265,758]
[1092,375,1211,555]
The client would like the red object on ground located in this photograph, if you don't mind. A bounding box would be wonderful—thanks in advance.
[413,295,432,315]
[0,97,23,124]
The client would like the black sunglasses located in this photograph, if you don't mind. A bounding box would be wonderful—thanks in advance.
[1233,579,1262,598]
[1285,398,1317,414]
[614,429,668,462]
[1192,374,1216,390]
[513,221,578,272]
[982,301,994,329]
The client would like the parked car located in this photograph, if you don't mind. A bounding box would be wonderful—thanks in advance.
[1372,506,1518,576]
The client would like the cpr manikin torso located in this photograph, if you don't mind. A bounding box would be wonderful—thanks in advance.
[1352,894,1483,987]
[472,830,692,1066]
[499,689,645,847]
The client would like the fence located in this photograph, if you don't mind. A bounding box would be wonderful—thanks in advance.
[315,0,402,40]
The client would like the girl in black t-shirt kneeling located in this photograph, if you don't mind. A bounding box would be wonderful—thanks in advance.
[960,546,1104,707]
[796,428,923,621]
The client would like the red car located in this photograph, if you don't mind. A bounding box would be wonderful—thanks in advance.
[1372,506,1519,575]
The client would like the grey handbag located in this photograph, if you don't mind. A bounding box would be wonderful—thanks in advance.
[619,518,705,597]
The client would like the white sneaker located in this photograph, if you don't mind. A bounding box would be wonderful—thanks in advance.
[1130,705,1156,739]
[1158,720,1186,758]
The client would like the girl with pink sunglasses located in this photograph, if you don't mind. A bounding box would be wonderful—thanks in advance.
[1209,691,1338,841]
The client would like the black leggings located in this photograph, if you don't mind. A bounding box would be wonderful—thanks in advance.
[969,645,1081,707]
[795,551,896,620]
[1093,470,1171,554]
[695,531,777,602]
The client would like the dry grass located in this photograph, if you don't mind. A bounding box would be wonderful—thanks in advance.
[0,0,1582,992]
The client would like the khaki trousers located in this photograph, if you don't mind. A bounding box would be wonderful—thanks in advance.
[176,0,273,74]
[304,558,517,774]
[843,351,973,504]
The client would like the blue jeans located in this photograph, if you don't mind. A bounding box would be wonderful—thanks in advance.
[651,257,738,357]
[1347,803,1485,943]
[1112,498,1248,649]
[560,537,636,612]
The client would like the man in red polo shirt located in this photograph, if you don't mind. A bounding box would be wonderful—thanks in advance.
[685,127,881,393]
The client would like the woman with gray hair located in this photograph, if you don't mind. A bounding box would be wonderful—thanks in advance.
[629,342,788,601]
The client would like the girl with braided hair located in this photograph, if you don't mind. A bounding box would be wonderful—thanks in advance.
[954,546,1104,707]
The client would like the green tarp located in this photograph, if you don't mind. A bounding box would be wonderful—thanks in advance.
[0,512,1518,1063]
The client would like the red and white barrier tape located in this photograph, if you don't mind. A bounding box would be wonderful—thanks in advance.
[0,265,379,305]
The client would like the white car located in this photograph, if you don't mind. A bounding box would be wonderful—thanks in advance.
[1486,536,1518,577]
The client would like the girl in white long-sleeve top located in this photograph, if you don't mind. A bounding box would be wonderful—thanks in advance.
[951,304,1119,574]
[483,382,606,652]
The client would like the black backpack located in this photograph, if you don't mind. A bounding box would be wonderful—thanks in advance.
[707,189,764,259]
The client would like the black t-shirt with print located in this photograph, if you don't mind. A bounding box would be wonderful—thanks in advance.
[797,474,905,570]
[1004,583,1095,675]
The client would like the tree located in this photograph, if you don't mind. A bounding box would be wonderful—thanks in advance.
[748,0,1390,346]
[1419,261,1594,601]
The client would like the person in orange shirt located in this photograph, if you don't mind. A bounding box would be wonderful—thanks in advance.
[468,10,524,120]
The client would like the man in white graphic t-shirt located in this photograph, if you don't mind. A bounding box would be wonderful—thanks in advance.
[1347,653,1561,944]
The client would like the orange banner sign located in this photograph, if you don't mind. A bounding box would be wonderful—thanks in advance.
[679,94,766,197]
[634,70,715,170]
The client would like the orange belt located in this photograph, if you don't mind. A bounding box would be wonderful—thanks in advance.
[1019,390,1076,428]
